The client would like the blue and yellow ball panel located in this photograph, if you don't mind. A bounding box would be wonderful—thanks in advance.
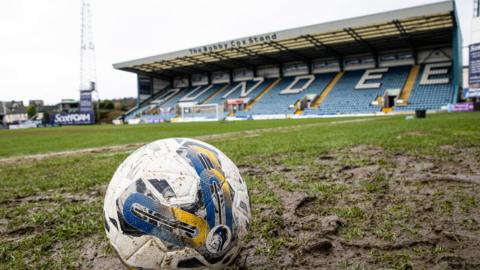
[116,141,237,262]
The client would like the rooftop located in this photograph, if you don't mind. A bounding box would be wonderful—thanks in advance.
[114,1,457,79]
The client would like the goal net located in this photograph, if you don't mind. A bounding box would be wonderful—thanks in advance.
[178,103,223,121]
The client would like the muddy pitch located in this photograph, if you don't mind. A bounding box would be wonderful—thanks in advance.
[236,145,480,269]
[2,142,479,269]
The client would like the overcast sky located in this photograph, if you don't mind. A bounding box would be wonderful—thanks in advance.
[0,0,472,105]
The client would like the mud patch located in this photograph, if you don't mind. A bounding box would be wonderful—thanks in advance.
[294,197,319,218]
[79,238,125,270]
[6,185,105,205]
[238,164,270,177]
[235,144,480,269]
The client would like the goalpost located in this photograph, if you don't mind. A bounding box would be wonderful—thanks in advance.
[178,103,223,121]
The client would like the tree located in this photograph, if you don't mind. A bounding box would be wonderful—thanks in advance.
[27,105,36,118]
[99,100,114,110]
[42,112,50,124]
[105,100,114,110]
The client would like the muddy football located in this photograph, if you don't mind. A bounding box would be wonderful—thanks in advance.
[104,138,250,269]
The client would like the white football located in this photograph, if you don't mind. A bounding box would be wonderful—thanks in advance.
[103,138,251,269]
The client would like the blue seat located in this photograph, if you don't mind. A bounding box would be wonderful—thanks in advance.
[248,73,336,115]
[394,64,453,111]
[305,66,410,115]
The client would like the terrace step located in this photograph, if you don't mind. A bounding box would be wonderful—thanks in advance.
[295,108,303,115]
[398,65,420,105]
[311,71,344,108]
[201,84,230,104]
[244,78,281,112]
[381,107,393,113]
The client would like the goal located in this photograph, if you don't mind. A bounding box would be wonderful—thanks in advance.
[178,103,223,121]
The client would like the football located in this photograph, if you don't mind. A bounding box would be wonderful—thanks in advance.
[103,138,251,269]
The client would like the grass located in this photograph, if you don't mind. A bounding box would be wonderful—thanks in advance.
[0,112,479,269]
[0,117,355,158]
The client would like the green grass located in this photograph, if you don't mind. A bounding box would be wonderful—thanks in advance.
[1,112,478,158]
[0,117,356,158]
[0,112,479,269]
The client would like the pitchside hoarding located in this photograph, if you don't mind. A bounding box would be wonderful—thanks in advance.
[468,43,480,98]
[449,102,474,112]
[51,112,95,125]
[468,43,480,93]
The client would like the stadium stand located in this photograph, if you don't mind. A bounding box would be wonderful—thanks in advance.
[305,66,412,115]
[125,62,455,121]
[114,1,462,123]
